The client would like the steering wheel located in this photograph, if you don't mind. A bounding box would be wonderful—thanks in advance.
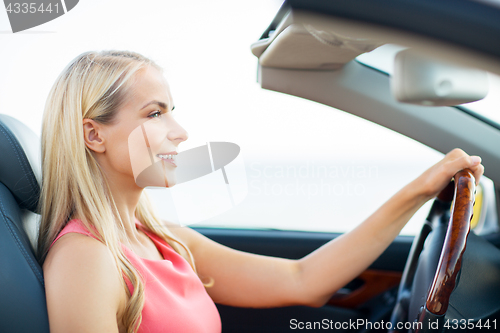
[389,169,475,333]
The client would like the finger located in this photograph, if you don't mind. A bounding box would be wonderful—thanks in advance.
[467,156,483,186]
[469,155,482,166]
[470,164,484,186]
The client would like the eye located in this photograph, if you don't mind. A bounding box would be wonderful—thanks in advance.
[148,110,161,118]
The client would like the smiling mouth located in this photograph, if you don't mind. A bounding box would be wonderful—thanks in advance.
[157,154,177,167]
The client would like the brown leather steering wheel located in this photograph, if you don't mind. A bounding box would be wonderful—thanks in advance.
[390,169,475,332]
[424,169,475,317]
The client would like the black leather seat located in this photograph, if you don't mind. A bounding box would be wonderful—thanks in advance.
[0,114,50,332]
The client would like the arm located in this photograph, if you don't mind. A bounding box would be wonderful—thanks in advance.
[296,149,483,307]
[43,233,125,333]
[168,149,484,308]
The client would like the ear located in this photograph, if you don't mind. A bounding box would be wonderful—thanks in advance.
[82,119,106,153]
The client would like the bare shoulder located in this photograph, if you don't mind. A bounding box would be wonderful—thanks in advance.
[43,232,120,283]
[43,232,125,333]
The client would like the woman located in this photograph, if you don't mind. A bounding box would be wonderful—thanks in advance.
[38,50,484,333]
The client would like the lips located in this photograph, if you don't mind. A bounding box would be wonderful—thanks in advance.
[156,152,177,166]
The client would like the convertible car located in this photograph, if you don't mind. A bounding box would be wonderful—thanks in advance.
[1,0,500,332]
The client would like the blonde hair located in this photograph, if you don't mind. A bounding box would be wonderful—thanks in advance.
[37,50,211,333]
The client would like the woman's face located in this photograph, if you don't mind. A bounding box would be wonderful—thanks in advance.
[99,65,188,188]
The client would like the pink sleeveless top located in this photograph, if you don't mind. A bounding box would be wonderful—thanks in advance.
[49,218,222,333]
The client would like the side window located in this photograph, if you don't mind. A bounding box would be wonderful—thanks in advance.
[147,91,497,236]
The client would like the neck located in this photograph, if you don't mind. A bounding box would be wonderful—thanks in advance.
[102,170,145,247]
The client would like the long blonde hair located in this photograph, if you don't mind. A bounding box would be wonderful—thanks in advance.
[37,50,209,333]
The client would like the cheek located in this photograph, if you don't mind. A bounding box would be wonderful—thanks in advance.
[99,123,133,177]
[142,119,166,156]
[108,139,134,176]
[127,122,176,188]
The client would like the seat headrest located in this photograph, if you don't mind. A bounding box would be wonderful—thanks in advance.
[0,115,41,212]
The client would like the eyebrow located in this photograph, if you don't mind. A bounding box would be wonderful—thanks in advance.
[140,100,175,111]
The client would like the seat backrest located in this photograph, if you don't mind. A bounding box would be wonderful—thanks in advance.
[0,114,50,332]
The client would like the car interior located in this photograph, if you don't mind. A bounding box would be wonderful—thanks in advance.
[2,0,500,332]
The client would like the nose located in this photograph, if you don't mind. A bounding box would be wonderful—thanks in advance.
[165,116,188,145]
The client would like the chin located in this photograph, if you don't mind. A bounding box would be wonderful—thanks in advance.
[165,177,177,188]
[134,162,177,188]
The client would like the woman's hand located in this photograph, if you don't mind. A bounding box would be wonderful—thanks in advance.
[415,148,484,201]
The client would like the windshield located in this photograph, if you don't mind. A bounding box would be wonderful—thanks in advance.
[461,74,500,128]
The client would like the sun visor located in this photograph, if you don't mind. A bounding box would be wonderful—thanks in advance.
[251,10,383,70]
[391,49,489,106]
